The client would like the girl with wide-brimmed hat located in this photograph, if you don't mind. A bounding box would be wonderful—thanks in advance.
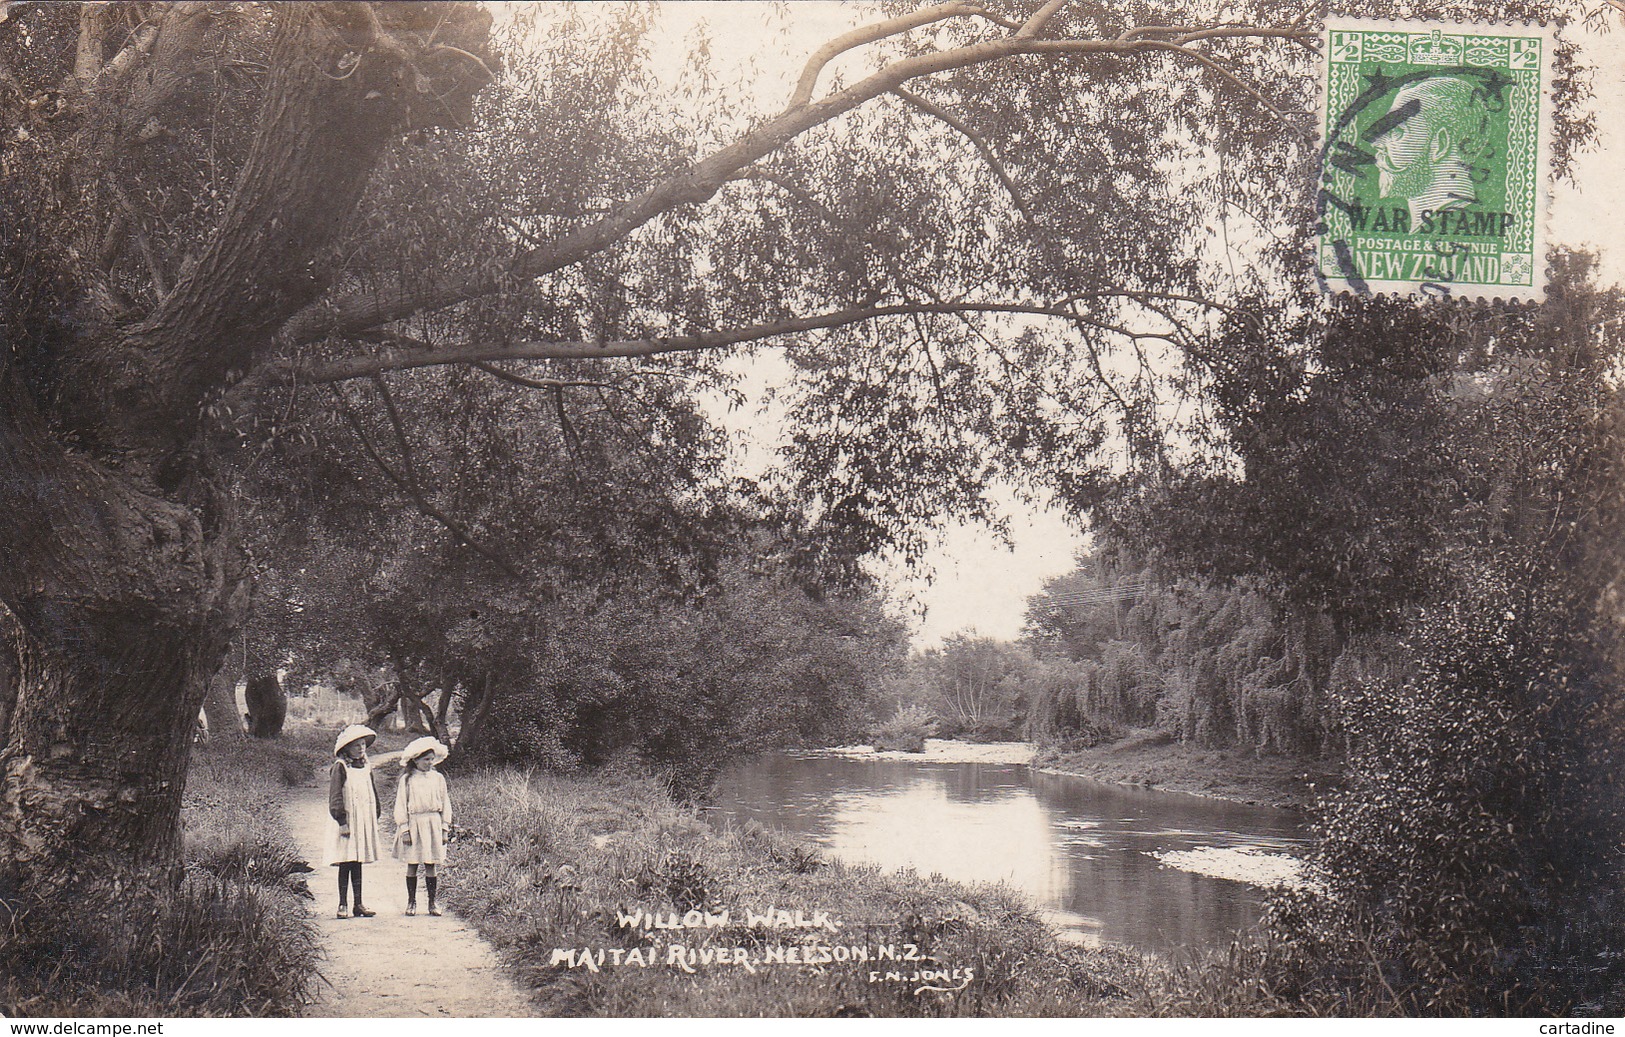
[393,735,452,916]
[326,724,382,918]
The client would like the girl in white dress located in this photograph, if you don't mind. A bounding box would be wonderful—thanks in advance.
[326,724,382,919]
[393,736,453,916]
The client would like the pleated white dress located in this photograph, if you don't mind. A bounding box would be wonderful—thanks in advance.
[325,758,382,866]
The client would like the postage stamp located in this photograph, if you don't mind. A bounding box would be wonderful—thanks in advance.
[1316,19,1555,301]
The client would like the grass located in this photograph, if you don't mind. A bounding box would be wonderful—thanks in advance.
[1,729,330,1017]
[443,764,1153,1017]
[0,711,1457,1018]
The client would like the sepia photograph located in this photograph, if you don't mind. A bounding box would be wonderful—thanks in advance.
[1,0,1622,1023]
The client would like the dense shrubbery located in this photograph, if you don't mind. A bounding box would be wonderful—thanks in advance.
[1269,565,1625,1012]
[1,735,326,1017]
[0,874,321,1018]
[453,558,906,797]
[1278,274,1625,1015]
[1119,265,1625,1015]
[871,703,936,752]
[1231,606,1625,1013]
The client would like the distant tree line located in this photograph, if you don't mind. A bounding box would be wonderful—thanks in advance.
[881,561,1354,760]
[1022,562,1348,758]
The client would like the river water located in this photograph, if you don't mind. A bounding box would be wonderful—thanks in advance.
[708,753,1309,956]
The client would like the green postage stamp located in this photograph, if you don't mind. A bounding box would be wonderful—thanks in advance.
[1317,19,1555,300]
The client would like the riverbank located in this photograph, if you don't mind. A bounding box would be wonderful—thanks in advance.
[807,738,1036,764]
[4,733,1322,1018]
[447,765,1154,1016]
[1036,730,1338,811]
[809,734,1331,810]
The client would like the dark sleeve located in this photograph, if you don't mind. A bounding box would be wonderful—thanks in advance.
[372,770,382,819]
[328,760,348,824]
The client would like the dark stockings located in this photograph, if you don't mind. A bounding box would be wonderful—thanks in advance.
[406,864,440,913]
[337,862,363,906]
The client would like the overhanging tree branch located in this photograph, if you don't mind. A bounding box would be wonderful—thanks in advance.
[789,1,1006,108]
[1133,39,1292,122]
[369,373,424,494]
[275,12,1313,351]
[257,298,1237,388]
[1015,0,1070,40]
[893,86,1035,223]
[471,361,615,393]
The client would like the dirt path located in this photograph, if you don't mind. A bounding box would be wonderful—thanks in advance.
[283,765,535,1017]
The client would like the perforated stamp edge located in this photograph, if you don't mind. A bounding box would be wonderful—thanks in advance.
[1313,16,1557,304]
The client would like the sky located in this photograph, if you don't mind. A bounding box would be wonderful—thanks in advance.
[910,24,1625,648]
[508,3,1625,648]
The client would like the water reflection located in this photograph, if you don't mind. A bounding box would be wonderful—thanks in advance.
[709,754,1308,956]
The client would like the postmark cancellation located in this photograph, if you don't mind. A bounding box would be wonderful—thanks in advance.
[1316,18,1555,301]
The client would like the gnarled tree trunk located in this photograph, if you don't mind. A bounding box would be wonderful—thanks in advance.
[203,665,245,742]
[0,384,248,890]
[243,671,286,739]
[0,1,493,902]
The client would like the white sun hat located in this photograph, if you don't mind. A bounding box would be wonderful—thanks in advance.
[333,724,377,756]
[399,735,450,768]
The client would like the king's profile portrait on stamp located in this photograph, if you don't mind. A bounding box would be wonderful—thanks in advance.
[1371,76,1494,231]
[1318,21,1554,299]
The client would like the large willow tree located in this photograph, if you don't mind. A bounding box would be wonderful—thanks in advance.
[0,0,1598,929]
[0,0,1324,898]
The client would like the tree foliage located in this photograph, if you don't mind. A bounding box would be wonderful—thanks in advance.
[1,0,1619,1016]
[1083,256,1625,1012]
[886,634,1037,740]
[458,552,906,799]
[1024,554,1349,755]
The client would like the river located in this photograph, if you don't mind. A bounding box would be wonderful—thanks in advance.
[708,752,1309,957]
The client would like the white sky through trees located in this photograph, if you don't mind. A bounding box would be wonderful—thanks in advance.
[503,2,1625,648]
